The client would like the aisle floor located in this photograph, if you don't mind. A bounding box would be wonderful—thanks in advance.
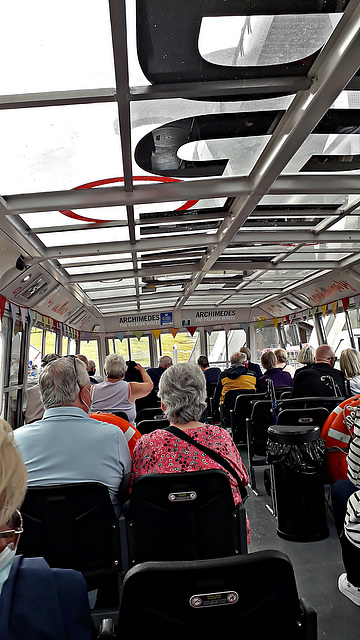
[245,458,360,639]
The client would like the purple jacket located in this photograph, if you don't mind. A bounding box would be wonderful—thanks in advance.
[257,368,292,392]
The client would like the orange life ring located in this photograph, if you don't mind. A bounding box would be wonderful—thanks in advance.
[321,395,360,484]
[90,412,142,456]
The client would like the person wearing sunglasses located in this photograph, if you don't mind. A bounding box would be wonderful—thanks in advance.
[14,356,131,515]
[291,344,346,398]
[0,419,93,639]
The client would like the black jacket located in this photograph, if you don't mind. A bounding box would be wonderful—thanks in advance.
[291,363,345,398]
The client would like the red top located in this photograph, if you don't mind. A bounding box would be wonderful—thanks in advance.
[130,424,250,544]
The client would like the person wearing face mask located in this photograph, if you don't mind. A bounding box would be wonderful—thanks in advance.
[14,356,131,515]
[0,418,93,639]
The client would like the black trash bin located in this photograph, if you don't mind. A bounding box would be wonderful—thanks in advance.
[267,425,329,542]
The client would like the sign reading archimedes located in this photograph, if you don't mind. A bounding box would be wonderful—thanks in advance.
[118,308,251,329]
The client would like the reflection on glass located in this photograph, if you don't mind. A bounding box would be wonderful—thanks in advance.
[79,340,100,373]
[129,337,150,367]
[199,15,341,67]
[108,338,130,362]
[160,332,198,364]
[44,331,56,355]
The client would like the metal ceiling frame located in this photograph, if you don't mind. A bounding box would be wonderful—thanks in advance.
[0,0,360,318]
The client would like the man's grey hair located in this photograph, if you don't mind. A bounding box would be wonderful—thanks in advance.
[39,357,89,409]
[230,352,247,365]
[104,353,127,379]
[158,362,207,424]
[159,355,172,368]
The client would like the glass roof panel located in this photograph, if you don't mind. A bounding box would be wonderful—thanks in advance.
[0,0,115,93]
[38,226,130,247]
[330,216,360,230]
[59,254,132,265]
[88,288,137,300]
[199,14,341,67]
[0,103,121,194]
[0,0,358,323]
[80,279,136,290]
[65,263,134,276]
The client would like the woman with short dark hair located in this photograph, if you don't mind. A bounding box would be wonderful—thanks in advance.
[257,350,292,392]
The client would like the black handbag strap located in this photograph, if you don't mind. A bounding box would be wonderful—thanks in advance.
[166,425,248,502]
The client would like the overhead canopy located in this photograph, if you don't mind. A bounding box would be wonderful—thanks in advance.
[1,0,360,324]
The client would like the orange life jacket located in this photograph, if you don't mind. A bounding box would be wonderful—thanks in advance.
[321,395,360,483]
[90,412,142,456]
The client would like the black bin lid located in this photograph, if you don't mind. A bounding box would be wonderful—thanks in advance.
[268,424,321,444]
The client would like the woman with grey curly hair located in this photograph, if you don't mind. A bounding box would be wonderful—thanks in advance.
[130,362,250,544]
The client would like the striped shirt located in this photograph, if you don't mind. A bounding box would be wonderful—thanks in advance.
[345,490,360,548]
[347,408,360,487]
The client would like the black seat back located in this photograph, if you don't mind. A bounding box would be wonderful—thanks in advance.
[118,550,317,640]
[250,399,276,456]
[277,397,344,414]
[127,470,247,564]
[135,389,161,414]
[136,417,170,434]
[221,388,255,430]
[246,399,275,491]
[135,406,164,424]
[277,407,329,430]
[232,392,266,443]
[274,386,293,399]
[17,482,122,591]
[205,381,218,421]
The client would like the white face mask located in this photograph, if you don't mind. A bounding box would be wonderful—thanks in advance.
[0,543,16,573]
[0,543,16,593]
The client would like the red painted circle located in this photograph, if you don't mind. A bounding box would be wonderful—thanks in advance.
[60,176,199,223]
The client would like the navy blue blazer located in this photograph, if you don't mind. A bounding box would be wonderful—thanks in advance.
[0,555,93,640]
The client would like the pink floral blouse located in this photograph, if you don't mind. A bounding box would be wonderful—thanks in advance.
[130,424,250,544]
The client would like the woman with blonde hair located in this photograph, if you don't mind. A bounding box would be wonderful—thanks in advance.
[340,348,360,396]
[0,419,93,639]
[274,348,295,377]
[293,345,315,381]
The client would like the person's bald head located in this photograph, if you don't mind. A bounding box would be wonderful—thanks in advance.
[316,345,335,366]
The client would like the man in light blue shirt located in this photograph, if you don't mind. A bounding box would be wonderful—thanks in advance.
[14,356,131,514]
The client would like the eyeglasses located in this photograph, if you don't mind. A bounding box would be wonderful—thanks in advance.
[327,356,337,362]
[0,510,23,540]
[63,355,81,389]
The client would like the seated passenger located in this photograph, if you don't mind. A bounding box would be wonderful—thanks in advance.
[331,408,360,605]
[239,347,262,380]
[213,352,256,407]
[274,348,295,377]
[130,362,250,545]
[0,419,93,639]
[291,345,346,398]
[91,354,153,425]
[146,355,173,390]
[23,353,60,424]
[293,345,315,381]
[257,350,292,392]
[87,359,100,385]
[340,348,360,397]
[197,355,221,384]
[15,356,131,515]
